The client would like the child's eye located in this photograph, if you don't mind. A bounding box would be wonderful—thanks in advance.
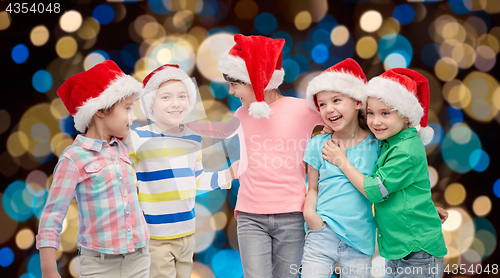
[367,111,373,115]
[179,95,187,98]
[382,112,389,116]
[318,103,325,108]
[162,96,170,99]
[334,99,341,103]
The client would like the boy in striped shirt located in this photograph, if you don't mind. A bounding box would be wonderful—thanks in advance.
[128,64,238,278]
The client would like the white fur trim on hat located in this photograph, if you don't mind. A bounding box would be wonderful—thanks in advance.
[217,51,284,90]
[364,76,423,126]
[249,101,272,118]
[306,70,366,113]
[73,74,142,133]
[140,67,197,122]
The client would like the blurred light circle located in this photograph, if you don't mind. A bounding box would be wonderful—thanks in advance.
[313,28,331,47]
[141,21,163,40]
[356,36,377,59]
[295,11,312,31]
[7,131,29,157]
[370,255,385,277]
[282,58,300,83]
[442,22,466,42]
[435,57,458,81]
[211,249,243,278]
[453,43,476,69]
[15,228,35,250]
[0,109,11,134]
[442,124,481,173]
[50,98,69,120]
[234,0,258,20]
[60,10,82,33]
[383,53,407,70]
[272,31,293,50]
[77,17,100,40]
[473,195,491,216]
[442,209,462,231]
[254,12,277,35]
[30,25,49,46]
[26,170,47,193]
[56,36,78,59]
[311,44,329,64]
[428,166,438,188]
[228,94,242,112]
[377,34,412,67]
[31,123,51,142]
[210,211,227,230]
[330,25,349,46]
[392,4,415,25]
[447,106,463,125]
[84,52,106,71]
[196,33,234,81]
[477,34,499,54]
[493,179,500,198]
[0,247,14,267]
[149,0,171,14]
[92,4,115,25]
[445,183,466,206]
[450,124,472,144]
[69,255,80,277]
[191,261,215,278]
[442,79,471,109]
[12,44,29,64]
[474,45,496,72]
[466,16,488,35]
[194,203,215,253]
[172,10,194,33]
[449,0,473,14]
[293,54,309,73]
[3,180,34,221]
[32,70,53,93]
[0,11,10,30]
[28,253,42,278]
[210,80,229,99]
[475,230,496,259]
[469,149,489,172]
[471,100,492,120]
[33,140,53,163]
[462,249,482,264]
[156,48,172,64]
[360,10,382,33]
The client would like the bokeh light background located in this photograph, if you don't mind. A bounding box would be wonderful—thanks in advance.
[1,0,499,277]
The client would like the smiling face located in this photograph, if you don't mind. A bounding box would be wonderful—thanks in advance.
[315,91,362,133]
[227,81,256,107]
[102,94,137,138]
[366,97,409,141]
[151,80,189,132]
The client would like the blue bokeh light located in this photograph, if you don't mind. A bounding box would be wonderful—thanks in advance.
[59,115,77,136]
[28,253,42,278]
[91,49,110,60]
[447,106,463,125]
[378,34,413,68]
[254,13,278,35]
[198,0,218,17]
[469,149,489,172]
[427,123,444,146]
[3,180,34,221]
[393,4,415,25]
[312,29,331,47]
[211,249,243,278]
[295,40,313,59]
[121,44,140,68]
[441,126,481,173]
[293,54,310,73]
[493,179,500,198]
[312,44,329,64]
[196,190,227,214]
[317,14,338,31]
[12,44,29,64]
[272,31,293,50]
[0,247,14,267]
[32,189,48,219]
[282,59,300,83]
[421,44,441,68]
[32,70,53,93]
[448,0,472,15]
[228,94,242,112]
[149,0,171,14]
[210,81,229,99]
[92,4,115,25]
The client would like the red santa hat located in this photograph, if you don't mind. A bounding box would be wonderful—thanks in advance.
[306,58,367,112]
[217,34,285,118]
[57,60,142,133]
[364,68,434,144]
[140,64,197,121]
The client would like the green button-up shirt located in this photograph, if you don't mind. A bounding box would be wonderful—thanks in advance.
[363,128,447,260]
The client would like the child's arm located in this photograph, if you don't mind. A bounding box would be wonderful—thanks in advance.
[194,150,237,190]
[436,207,448,223]
[322,139,368,197]
[40,247,61,278]
[303,165,324,230]
[186,116,240,139]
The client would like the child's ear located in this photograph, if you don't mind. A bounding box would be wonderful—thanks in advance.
[95,109,106,118]
[404,117,410,124]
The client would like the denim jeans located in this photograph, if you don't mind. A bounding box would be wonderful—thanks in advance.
[300,224,372,278]
[237,211,305,278]
[385,250,444,278]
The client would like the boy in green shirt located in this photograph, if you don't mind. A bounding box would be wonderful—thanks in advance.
[322,68,447,278]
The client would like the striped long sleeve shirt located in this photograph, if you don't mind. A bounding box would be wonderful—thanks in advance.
[129,124,231,240]
[36,135,150,254]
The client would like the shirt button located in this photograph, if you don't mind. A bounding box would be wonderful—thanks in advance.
[127,228,131,233]
[119,176,123,180]
[378,234,382,237]
[126,211,130,215]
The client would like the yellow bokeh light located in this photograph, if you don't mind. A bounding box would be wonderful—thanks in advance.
[7,131,30,157]
[428,166,438,188]
[210,211,227,230]
[472,195,491,216]
[69,256,80,278]
[463,71,499,122]
[444,183,466,206]
[60,10,82,33]
[442,79,471,109]
[492,87,500,110]
[377,17,400,38]
[295,11,312,31]
[0,109,11,134]
[452,43,475,69]
[50,98,69,120]
[83,52,106,71]
[56,36,78,59]
[450,124,472,144]
[477,34,499,53]
[0,11,10,30]
[360,10,382,33]
[77,17,100,40]
[197,33,235,81]
[435,57,458,81]
[234,0,258,20]
[442,22,466,42]
[330,25,349,46]
[30,25,50,47]
[356,36,377,59]
[15,228,34,250]
[442,209,462,232]
[157,48,173,64]
[192,262,215,278]
[172,10,194,33]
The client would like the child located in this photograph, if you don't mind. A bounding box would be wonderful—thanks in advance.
[323,68,447,278]
[36,60,150,278]
[129,64,239,278]
[300,58,378,278]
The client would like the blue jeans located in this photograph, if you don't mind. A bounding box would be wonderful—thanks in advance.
[385,250,444,278]
[237,211,305,278]
[300,224,372,278]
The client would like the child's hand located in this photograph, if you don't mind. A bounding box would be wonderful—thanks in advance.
[229,160,240,180]
[436,207,448,224]
[304,211,324,231]
[320,125,334,134]
[322,139,347,166]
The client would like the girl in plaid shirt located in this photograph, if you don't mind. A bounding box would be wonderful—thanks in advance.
[36,60,150,278]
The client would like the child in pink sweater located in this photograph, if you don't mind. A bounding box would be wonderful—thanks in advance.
[188,34,323,277]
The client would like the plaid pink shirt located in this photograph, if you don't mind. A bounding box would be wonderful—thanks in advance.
[36,135,149,254]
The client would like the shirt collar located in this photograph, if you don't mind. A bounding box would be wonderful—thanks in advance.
[74,134,119,152]
[384,127,417,147]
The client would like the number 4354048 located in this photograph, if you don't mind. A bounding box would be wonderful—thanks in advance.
[5,3,61,13]
[444,264,498,275]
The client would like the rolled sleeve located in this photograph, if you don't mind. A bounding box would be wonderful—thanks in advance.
[364,176,384,203]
